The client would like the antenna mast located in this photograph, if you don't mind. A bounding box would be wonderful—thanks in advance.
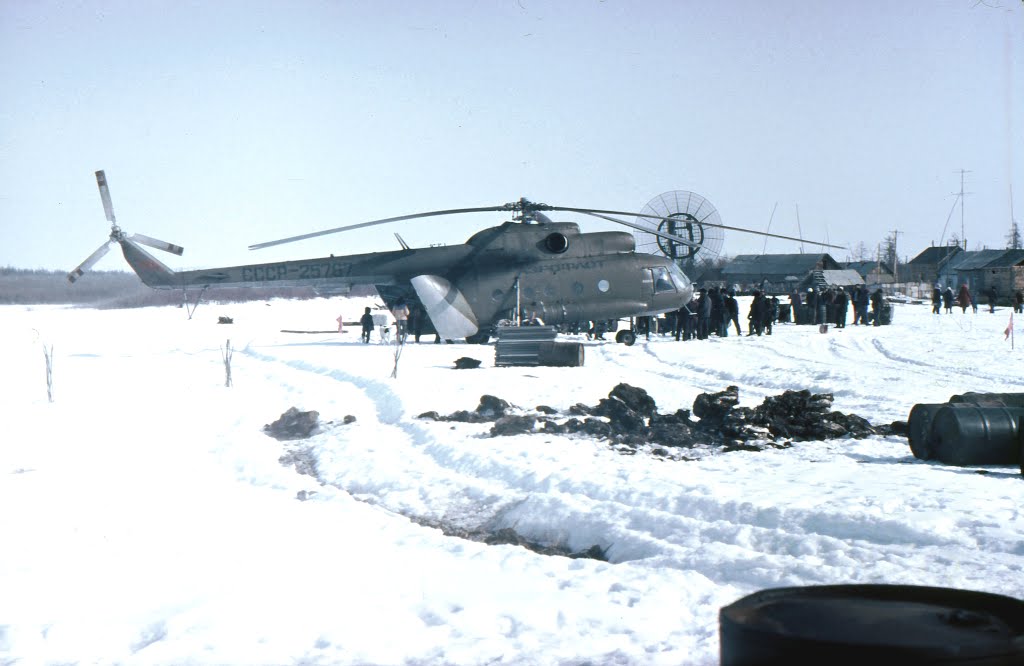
[957,169,971,250]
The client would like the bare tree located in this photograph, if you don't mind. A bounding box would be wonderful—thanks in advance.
[1007,220,1022,250]
[849,242,870,262]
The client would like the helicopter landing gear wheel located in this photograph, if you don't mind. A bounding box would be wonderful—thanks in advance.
[615,330,636,346]
[465,331,490,345]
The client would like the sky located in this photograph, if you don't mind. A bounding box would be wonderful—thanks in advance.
[1,0,1022,272]
[2,296,1023,664]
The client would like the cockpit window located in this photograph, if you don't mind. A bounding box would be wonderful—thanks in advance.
[652,266,676,293]
[668,263,689,289]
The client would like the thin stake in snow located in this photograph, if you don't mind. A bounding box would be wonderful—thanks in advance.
[42,342,53,403]
[1006,311,1015,350]
[222,339,233,387]
[391,327,404,379]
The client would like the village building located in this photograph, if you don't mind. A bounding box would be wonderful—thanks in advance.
[906,245,963,287]
[842,261,896,287]
[800,269,864,292]
[951,249,1024,304]
[719,253,843,294]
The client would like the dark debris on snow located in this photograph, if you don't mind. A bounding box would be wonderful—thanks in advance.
[418,383,898,455]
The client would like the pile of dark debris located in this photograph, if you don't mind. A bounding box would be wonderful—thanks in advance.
[419,383,903,456]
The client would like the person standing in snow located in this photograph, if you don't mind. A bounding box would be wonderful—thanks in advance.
[957,284,972,314]
[856,285,871,324]
[359,307,375,343]
[931,286,942,314]
[1015,290,1023,314]
[943,286,954,313]
[392,300,410,342]
[835,288,849,328]
[986,285,997,313]
[726,289,742,336]
[870,288,884,326]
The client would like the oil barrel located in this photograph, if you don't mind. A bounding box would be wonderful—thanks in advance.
[536,341,584,367]
[949,392,1024,408]
[930,403,1024,466]
[907,403,946,460]
[720,584,1024,665]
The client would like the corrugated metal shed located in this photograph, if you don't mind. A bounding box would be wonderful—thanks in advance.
[818,269,865,286]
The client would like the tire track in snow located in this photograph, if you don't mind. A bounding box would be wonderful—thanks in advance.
[240,343,1024,597]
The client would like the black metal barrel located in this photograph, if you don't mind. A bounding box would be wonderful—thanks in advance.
[949,392,1024,408]
[720,584,1024,665]
[930,404,1024,466]
[536,341,584,367]
[907,403,945,460]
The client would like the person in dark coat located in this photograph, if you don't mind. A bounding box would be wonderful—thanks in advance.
[672,307,684,341]
[359,307,375,343]
[835,288,849,328]
[807,288,821,325]
[1015,290,1024,314]
[931,286,942,314]
[764,295,779,335]
[943,286,954,313]
[856,286,871,324]
[712,286,729,338]
[747,291,767,336]
[410,304,426,343]
[789,290,803,324]
[870,288,884,326]
[986,285,998,313]
[726,290,742,335]
[696,289,711,340]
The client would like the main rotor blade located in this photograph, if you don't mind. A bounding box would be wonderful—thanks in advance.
[130,233,184,256]
[95,170,116,224]
[67,241,112,283]
[549,205,847,250]
[249,205,513,250]
[578,211,701,248]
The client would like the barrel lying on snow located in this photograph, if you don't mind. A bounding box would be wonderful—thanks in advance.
[907,392,1024,466]
[930,404,1023,466]
[720,584,1024,665]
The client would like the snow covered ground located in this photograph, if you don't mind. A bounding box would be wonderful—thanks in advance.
[2,297,1022,665]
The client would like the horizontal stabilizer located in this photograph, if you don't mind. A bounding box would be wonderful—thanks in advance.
[410,275,479,340]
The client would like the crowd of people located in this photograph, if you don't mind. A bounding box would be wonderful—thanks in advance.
[930,283,1022,315]
[647,284,890,342]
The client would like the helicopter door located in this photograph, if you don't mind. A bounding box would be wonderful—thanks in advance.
[641,268,656,301]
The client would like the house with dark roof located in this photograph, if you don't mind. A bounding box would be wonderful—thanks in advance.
[842,261,895,286]
[906,245,962,286]
[720,253,843,294]
[953,249,1024,304]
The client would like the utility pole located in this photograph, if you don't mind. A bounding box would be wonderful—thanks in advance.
[890,229,903,283]
[957,169,972,250]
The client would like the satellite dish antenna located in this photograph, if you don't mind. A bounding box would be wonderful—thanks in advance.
[633,190,724,270]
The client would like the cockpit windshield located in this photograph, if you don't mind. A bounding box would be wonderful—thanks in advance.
[652,266,676,293]
[667,262,690,290]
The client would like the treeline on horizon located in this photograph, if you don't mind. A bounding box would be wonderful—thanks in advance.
[0,267,377,308]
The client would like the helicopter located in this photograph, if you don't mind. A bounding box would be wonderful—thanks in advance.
[69,170,841,344]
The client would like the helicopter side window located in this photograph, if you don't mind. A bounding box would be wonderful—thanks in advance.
[652,266,676,293]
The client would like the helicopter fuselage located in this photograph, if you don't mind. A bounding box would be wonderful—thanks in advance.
[120,220,694,338]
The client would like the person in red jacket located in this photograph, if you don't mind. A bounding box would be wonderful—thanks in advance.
[957,284,972,313]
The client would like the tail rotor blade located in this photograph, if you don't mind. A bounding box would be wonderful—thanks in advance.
[67,241,112,283]
[131,233,184,256]
[95,170,117,224]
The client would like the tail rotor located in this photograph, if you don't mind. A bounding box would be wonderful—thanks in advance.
[67,170,184,284]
